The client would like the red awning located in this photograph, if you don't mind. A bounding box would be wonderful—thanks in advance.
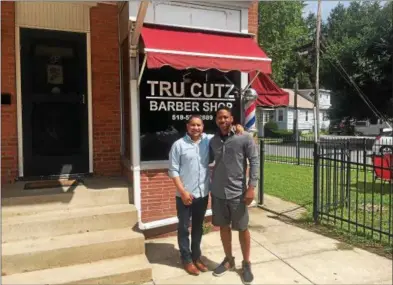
[250,71,289,107]
[141,25,272,74]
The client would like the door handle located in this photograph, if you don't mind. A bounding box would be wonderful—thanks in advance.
[82,94,85,104]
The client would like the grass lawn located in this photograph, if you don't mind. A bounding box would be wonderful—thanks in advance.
[264,162,314,208]
[263,161,393,252]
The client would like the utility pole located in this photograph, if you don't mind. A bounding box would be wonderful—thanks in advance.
[314,0,322,140]
[293,77,299,138]
[293,77,300,164]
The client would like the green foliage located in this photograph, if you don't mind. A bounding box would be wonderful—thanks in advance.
[258,1,392,120]
[258,1,312,88]
[318,1,391,119]
[273,129,293,136]
[264,120,278,131]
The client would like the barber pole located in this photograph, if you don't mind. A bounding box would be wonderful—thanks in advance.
[244,99,257,131]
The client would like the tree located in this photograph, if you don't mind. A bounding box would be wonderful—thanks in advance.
[320,1,392,120]
[258,1,312,88]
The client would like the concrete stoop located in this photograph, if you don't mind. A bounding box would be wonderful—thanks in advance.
[1,182,152,284]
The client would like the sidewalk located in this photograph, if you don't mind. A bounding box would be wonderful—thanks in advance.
[144,207,392,285]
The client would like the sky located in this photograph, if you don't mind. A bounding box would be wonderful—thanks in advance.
[302,1,351,21]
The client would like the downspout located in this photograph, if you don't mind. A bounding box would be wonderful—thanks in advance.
[128,0,148,231]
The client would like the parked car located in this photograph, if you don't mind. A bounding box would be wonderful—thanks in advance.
[355,119,391,136]
[329,117,355,135]
[372,128,393,154]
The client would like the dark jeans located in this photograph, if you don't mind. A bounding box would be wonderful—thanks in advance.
[176,195,209,264]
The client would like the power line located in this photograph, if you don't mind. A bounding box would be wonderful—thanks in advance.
[320,47,382,120]
[320,37,390,124]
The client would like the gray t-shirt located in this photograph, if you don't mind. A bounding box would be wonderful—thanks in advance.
[209,130,259,200]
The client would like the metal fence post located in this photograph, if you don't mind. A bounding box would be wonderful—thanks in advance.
[345,140,351,206]
[313,142,320,223]
[259,139,265,205]
[296,132,300,165]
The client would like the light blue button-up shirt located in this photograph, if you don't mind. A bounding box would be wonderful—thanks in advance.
[168,133,214,199]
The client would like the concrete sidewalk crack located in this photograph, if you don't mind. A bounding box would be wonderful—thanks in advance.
[251,237,316,285]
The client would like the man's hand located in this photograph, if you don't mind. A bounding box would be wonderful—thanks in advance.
[235,124,244,135]
[244,186,255,205]
[180,191,194,206]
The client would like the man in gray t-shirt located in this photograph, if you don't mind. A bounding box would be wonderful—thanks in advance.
[209,106,259,285]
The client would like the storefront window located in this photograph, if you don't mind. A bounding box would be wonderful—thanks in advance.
[139,65,241,161]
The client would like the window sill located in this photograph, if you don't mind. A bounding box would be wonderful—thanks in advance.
[140,160,170,170]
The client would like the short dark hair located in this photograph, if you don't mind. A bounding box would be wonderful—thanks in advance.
[216,106,232,115]
[187,114,203,124]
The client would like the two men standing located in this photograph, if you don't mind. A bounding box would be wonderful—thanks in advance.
[168,107,259,284]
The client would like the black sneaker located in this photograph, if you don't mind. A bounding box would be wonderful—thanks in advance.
[241,261,254,284]
[212,256,235,277]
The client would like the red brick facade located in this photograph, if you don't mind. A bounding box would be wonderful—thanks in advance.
[248,1,259,39]
[140,169,178,223]
[1,2,17,184]
[0,3,121,185]
[91,3,121,176]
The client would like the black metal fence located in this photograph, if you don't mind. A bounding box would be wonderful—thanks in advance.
[263,135,376,167]
[314,141,393,246]
[263,136,314,166]
[259,136,393,246]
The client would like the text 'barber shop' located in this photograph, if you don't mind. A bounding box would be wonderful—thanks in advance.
[146,80,236,113]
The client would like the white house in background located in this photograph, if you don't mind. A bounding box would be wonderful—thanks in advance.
[263,88,332,132]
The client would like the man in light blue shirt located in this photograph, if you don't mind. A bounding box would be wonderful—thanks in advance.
[168,115,242,276]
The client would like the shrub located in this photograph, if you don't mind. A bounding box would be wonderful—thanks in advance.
[264,121,278,132]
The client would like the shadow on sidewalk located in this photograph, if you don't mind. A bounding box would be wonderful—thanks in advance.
[145,242,218,270]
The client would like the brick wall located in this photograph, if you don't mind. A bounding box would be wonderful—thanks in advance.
[248,0,259,41]
[140,169,177,223]
[90,3,121,176]
[1,2,17,184]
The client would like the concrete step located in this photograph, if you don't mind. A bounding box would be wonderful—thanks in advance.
[2,187,131,218]
[2,204,138,243]
[2,228,145,275]
[2,254,152,285]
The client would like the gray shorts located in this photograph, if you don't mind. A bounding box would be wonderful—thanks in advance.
[211,195,249,231]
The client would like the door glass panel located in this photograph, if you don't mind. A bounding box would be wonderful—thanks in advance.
[31,44,78,95]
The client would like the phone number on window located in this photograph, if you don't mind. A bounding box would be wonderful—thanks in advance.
[171,114,214,121]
